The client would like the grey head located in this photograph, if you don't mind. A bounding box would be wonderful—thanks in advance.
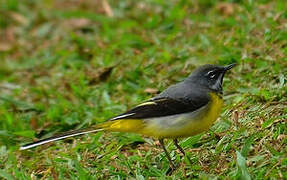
[184,63,236,93]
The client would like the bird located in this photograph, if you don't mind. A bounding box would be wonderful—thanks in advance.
[20,63,236,170]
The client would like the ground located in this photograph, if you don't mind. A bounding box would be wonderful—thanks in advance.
[0,0,286,179]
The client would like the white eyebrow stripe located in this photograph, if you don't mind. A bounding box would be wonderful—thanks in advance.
[207,70,215,75]
[110,113,135,120]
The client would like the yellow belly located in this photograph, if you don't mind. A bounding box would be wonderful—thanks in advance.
[104,92,223,139]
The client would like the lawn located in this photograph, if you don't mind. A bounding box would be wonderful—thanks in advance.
[0,0,286,179]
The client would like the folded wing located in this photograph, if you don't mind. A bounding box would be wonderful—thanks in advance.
[110,97,209,120]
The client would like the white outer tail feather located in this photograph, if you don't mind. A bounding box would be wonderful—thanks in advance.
[20,128,104,150]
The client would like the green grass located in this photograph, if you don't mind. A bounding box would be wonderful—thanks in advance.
[0,0,287,179]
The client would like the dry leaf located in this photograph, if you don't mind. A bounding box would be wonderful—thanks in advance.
[0,43,12,51]
[102,0,114,17]
[216,3,234,16]
[63,18,91,29]
[232,110,240,126]
[277,134,287,141]
[9,12,28,25]
[30,116,38,130]
[144,88,159,94]
[87,66,115,85]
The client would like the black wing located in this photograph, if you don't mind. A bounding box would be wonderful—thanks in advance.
[110,97,208,120]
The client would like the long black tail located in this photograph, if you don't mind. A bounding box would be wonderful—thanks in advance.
[20,127,104,150]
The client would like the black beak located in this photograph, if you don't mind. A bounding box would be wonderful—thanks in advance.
[224,63,237,71]
[218,63,237,90]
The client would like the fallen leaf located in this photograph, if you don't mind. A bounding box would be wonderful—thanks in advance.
[144,88,159,94]
[9,12,28,25]
[216,3,234,16]
[232,110,240,126]
[51,168,59,180]
[87,65,116,85]
[63,18,91,29]
[102,0,114,17]
[5,27,16,42]
[30,116,38,130]
[0,43,12,51]
[277,134,287,141]
[110,155,118,160]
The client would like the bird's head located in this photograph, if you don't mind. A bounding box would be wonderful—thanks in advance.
[186,63,236,93]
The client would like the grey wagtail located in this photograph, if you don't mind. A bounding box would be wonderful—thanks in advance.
[20,63,236,169]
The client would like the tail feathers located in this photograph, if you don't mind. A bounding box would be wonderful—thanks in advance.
[20,127,104,150]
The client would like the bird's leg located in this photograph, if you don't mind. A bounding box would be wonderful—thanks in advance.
[173,139,192,164]
[159,139,176,170]
[173,139,185,155]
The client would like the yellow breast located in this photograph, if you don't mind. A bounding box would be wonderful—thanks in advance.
[139,92,223,138]
[184,92,223,135]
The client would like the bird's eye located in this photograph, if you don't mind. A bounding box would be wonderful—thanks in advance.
[206,71,216,79]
